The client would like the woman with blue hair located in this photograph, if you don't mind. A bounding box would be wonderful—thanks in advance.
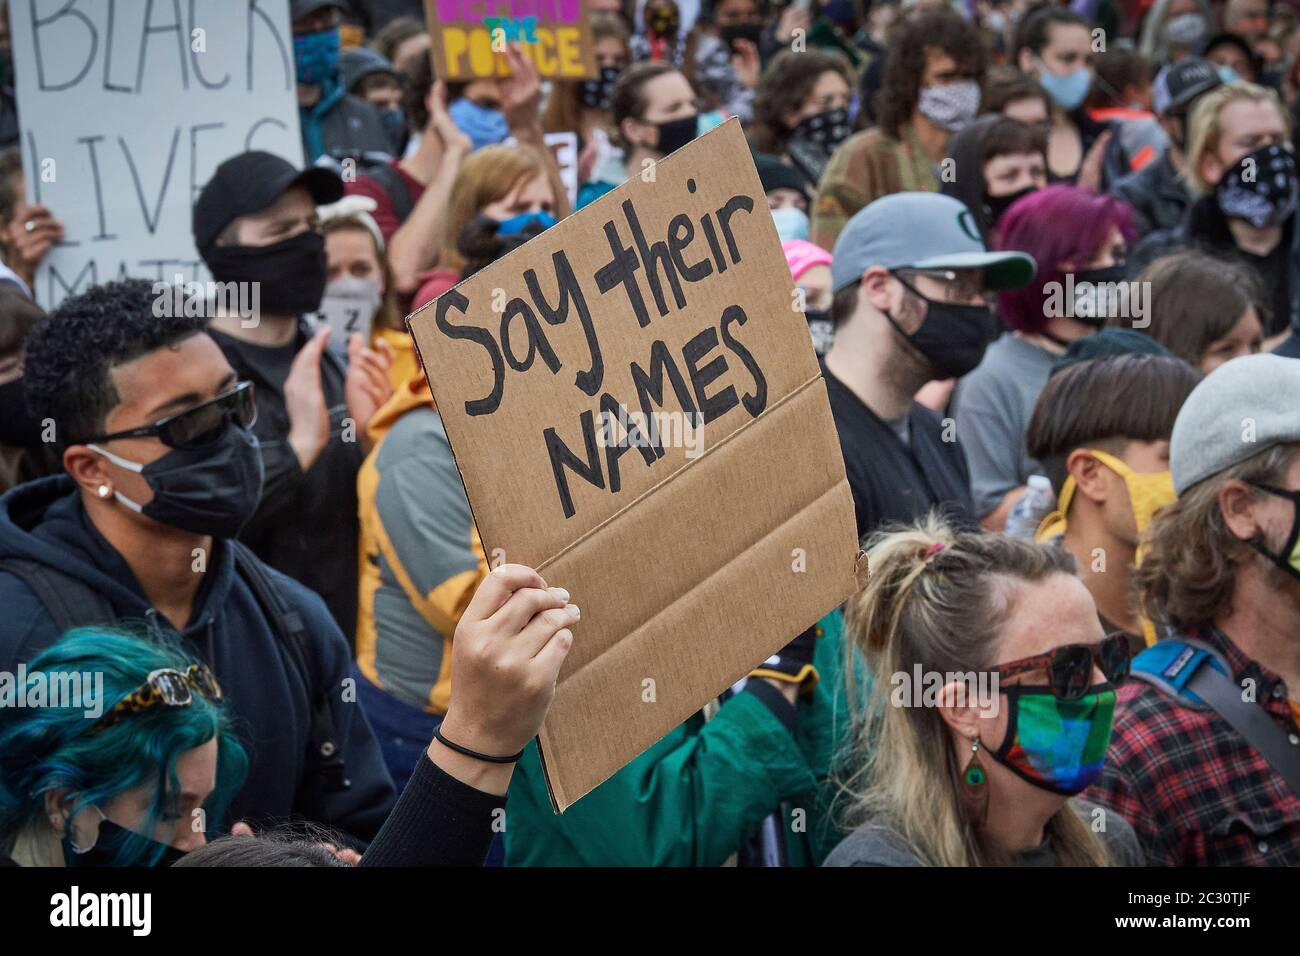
[0,629,247,867]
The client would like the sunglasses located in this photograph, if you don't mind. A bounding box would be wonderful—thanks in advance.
[81,381,256,451]
[89,664,223,735]
[992,633,1130,700]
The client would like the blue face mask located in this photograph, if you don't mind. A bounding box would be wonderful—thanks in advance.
[1038,65,1091,110]
[1217,65,1241,84]
[771,206,809,242]
[293,28,340,86]
[450,98,509,151]
[498,210,557,236]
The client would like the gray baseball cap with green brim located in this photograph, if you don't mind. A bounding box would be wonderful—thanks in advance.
[830,192,1037,294]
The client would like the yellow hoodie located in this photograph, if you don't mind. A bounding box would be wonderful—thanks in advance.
[355,371,487,714]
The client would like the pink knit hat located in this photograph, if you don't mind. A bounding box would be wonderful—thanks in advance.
[783,239,833,281]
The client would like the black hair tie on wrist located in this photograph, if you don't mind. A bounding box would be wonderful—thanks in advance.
[433,726,525,764]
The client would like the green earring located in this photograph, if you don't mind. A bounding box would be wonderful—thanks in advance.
[962,737,987,792]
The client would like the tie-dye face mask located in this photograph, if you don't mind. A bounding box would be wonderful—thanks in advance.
[990,684,1116,795]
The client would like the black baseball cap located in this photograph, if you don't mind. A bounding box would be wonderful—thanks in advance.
[1151,57,1223,117]
[193,151,344,253]
[753,151,813,207]
[291,0,345,21]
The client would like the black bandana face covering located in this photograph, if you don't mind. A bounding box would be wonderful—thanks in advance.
[1216,143,1299,229]
[579,65,621,110]
[203,230,329,317]
[790,107,852,152]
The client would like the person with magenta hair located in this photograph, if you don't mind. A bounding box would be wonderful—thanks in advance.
[953,185,1134,532]
[784,239,835,357]
[0,630,247,867]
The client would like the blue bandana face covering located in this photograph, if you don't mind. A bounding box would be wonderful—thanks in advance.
[450,98,509,151]
[293,28,340,86]
[497,210,557,236]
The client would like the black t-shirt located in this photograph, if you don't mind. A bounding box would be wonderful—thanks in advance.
[209,324,364,642]
[823,365,976,543]
[1242,231,1293,339]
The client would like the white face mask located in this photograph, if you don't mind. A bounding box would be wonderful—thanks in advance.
[307,275,382,341]
[918,80,982,132]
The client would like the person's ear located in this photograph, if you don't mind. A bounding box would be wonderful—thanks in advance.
[859,266,895,315]
[1200,150,1226,190]
[936,678,984,740]
[1017,48,1036,74]
[621,116,651,149]
[1219,477,1265,542]
[1066,449,1110,504]
[64,445,113,501]
[43,789,73,832]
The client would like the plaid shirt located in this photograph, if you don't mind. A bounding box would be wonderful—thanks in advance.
[1086,626,1300,866]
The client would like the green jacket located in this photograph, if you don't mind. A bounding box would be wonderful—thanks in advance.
[504,611,857,866]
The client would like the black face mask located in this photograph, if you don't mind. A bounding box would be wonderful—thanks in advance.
[63,814,189,868]
[1216,143,1299,229]
[1246,481,1300,585]
[805,307,834,356]
[1070,263,1129,327]
[579,65,621,110]
[984,185,1037,229]
[90,422,265,539]
[652,113,698,156]
[791,107,852,151]
[719,22,764,51]
[203,230,328,316]
[887,274,1004,379]
[0,376,44,447]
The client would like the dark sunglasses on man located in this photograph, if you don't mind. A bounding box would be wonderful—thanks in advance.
[991,632,1131,701]
[79,381,257,451]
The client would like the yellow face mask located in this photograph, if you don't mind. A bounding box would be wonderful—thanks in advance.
[1034,448,1177,647]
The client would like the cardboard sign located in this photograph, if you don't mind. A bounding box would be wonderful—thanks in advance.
[408,119,865,810]
[426,0,596,81]
[11,0,304,308]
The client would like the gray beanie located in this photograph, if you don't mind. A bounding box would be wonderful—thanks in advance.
[1170,353,1300,495]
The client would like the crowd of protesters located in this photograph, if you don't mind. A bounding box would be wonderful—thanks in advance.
[0,0,1298,869]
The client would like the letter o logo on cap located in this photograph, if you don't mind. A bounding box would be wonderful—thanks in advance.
[957,209,981,244]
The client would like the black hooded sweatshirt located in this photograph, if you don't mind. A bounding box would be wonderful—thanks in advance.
[0,476,395,841]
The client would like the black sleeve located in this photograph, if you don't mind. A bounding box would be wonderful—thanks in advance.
[743,678,798,734]
[251,437,307,528]
[359,753,505,867]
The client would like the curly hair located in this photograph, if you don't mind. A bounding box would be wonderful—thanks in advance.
[22,278,209,449]
[750,48,855,155]
[876,7,986,140]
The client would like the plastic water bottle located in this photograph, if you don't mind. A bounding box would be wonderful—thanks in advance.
[1005,474,1055,539]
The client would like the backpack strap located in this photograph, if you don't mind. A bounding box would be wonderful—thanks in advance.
[0,557,116,633]
[1132,638,1300,799]
[229,541,348,793]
